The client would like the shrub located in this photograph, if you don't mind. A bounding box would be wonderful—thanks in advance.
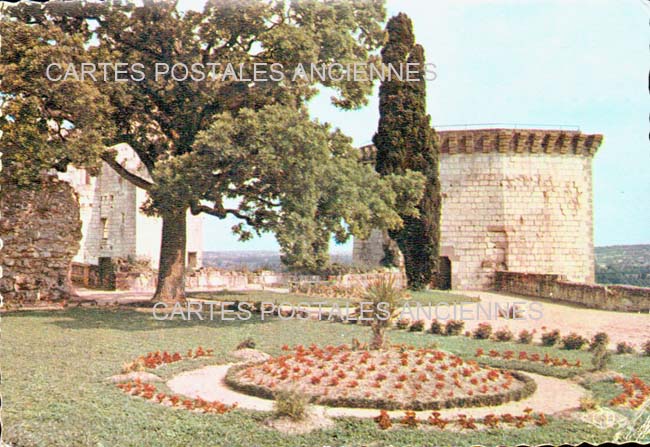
[517,330,534,344]
[236,338,256,350]
[562,333,588,350]
[374,410,392,430]
[541,329,561,347]
[591,344,611,371]
[589,332,610,351]
[494,327,514,342]
[395,318,410,330]
[472,323,492,340]
[642,340,650,357]
[409,319,426,332]
[273,388,309,421]
[616,342,635,355]
[429,319,444,335]
[579,396,599,411]
[445,319,465,336]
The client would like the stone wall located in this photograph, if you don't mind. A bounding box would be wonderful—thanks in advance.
[495,271,650,312]
[58,143,204,269]
[354,128,602,291]
[80,263,398,292]
[328,271,406,289]
[0,178,82,305]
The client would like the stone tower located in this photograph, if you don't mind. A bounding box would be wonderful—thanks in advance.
[353,128,603,290]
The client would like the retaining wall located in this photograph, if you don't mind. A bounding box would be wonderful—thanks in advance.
[494,271,650,312]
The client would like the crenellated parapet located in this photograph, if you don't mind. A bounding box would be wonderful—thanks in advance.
[355,126,602,290]
[359,128,603,162]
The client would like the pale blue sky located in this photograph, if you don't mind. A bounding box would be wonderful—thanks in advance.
[179,0,650,252]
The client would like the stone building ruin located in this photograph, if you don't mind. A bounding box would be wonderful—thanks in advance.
[353,128,604,290]
[58,144,204,287]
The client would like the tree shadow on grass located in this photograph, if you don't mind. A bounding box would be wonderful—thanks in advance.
[4,307,277,332]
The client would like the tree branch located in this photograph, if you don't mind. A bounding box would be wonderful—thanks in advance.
[100,150,154,190]
[190,203,258,227]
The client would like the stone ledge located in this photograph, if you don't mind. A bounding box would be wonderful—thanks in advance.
[359,128,603,161]
[494,271,650,312]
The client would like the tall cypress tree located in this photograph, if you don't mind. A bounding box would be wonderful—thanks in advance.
[373,13,441,290]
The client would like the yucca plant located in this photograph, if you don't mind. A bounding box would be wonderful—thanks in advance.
[365,276,404,350]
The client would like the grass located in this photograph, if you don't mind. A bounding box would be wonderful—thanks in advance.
[187,289,478,307]
[1,307,640,446]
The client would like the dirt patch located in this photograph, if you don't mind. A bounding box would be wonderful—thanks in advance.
[231,348,271,363]
[572,370,625,386]
[107,371,162,383]
[263,407,335,434]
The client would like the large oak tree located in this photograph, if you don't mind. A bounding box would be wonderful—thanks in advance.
[2,1,424,301]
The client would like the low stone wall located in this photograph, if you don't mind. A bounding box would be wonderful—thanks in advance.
[76,263,400,293]
[326,271,406,289]
[0,178,82,305]
[494,271,650,312]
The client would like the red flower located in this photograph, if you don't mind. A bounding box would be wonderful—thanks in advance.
[375,410,392,430]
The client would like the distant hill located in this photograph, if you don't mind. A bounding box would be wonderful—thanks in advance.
[202,251,352,271]
[595,244,650,287]
[203,246,650,287]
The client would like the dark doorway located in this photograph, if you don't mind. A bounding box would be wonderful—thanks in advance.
[98,257,115,290]
[187,252,198,270]
[438,257,452,290]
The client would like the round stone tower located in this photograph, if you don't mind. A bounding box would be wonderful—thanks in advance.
[353,128,604,290]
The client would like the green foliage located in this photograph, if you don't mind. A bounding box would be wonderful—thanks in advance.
[193,104,424,272]
[517,330,534,344]
[395,318,410,330]
[562,333,588,350]
[541,329,561,347]
[236,338,256,350]
[273,388,310,421]
[595,245,650,287]
[493,327,514,342]
[364,276,403,349]
[429,319,444,335]
[444,319,465,336]
[616,342,636,355]
[591,344,611,371]
[373,13,441,290]
[0,14,114,186]
[589,332,610,351]
[472,322,492,340]
[3,1,394,299]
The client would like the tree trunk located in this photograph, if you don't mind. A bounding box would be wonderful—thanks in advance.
[152,209,187,303]
[370,324,386,350]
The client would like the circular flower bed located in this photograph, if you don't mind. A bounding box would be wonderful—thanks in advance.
[226,344,536,410]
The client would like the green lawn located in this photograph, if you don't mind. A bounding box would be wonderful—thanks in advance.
[187,289,478,307]
[3,307,644,446]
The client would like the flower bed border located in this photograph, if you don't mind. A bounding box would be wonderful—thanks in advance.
[224,363,537,411]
